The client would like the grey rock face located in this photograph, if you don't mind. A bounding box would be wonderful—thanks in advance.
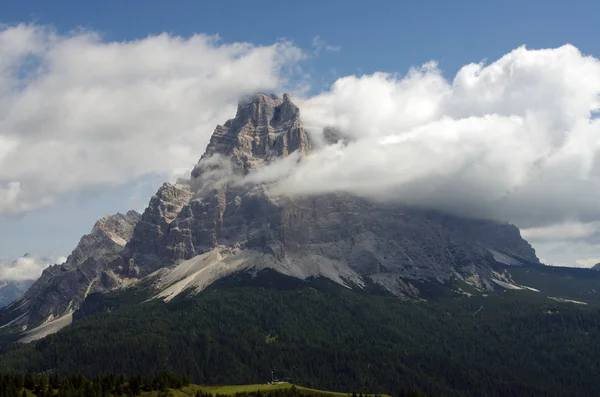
[124,183,193,270]
[124,93,313,270]
[197,93,310,175]
[0,211,141,328]
[124,93,538,297]
[66,211,141,268]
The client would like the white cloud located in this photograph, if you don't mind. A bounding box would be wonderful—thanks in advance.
[0,253,66,281]
[574,257,600,268]
[521,221,600,242]
[243,44,600,266]
[262,45,600,231]
[312,36,341,55]
[4,26,600,266]
[521,221,600,267]
[0,23,304,215]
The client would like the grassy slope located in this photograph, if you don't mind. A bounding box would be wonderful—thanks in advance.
[142,383,388,397]
[17,384,387,397]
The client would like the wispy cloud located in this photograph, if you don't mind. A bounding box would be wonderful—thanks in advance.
[0,253,66,281]
[312,35,341,55]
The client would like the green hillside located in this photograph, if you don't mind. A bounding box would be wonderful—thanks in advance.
[0,371,398,397]
[157,383,390,397]
[1,268,600,396]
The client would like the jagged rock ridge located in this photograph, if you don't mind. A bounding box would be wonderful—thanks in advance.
[0,211,141,334]
[0,93,539,338]
[124,93,312,270]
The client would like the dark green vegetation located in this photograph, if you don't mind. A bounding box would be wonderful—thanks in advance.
[1,268,600,397]
[508,264,600,301]
[0,371,404,397]
[0,370,189,397]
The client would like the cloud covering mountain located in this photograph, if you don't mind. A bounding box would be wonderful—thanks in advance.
[291,46,600,228]
[0,23,303,215]
[2,23,600,265]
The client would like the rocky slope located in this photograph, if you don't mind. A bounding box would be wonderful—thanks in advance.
[0,211,140,335]
[0,93,539,338]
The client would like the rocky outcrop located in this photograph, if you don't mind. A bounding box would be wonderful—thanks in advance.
[124,93,313,269]
[197,93,310,175]
[150,190,539,298]
[124,182,193,270]
[0,211,141,331]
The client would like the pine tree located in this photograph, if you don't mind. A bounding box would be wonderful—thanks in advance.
[128,376,141,396]
[50,373,60,390]
[24,374,34,390]
[35,376,48,397]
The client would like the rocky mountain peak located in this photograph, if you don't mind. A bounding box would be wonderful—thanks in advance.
[0,92,542,341]
[49,209,140,278]
[90,211,141,245]
[0,210,143,333]
[65,210,141,268]
[193,93,310,178]
[234,92,284,124]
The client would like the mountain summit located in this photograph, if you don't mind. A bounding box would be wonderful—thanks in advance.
[0,93,539,339]
[199,92,310,173]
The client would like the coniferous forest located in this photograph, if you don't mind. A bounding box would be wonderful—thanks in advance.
[0,270,599,397]
[0,370,424,397]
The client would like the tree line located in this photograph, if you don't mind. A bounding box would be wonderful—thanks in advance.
[0,371,431,397]
[0,370,190,397]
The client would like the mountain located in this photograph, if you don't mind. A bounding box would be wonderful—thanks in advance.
[6,93,600,396]
[0,280,33,308]
[0,93,539,339]
[0,253,66,309]
[0,211,140,338]
[593,263,600,270]
[122,92,538,301]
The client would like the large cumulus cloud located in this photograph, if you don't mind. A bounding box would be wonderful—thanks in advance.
[256,45,600,265]
[284,45,600,227]
[0,24,303,214]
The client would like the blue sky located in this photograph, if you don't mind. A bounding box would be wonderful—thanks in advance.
[2,0,600,274]
[5,0,600,87]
